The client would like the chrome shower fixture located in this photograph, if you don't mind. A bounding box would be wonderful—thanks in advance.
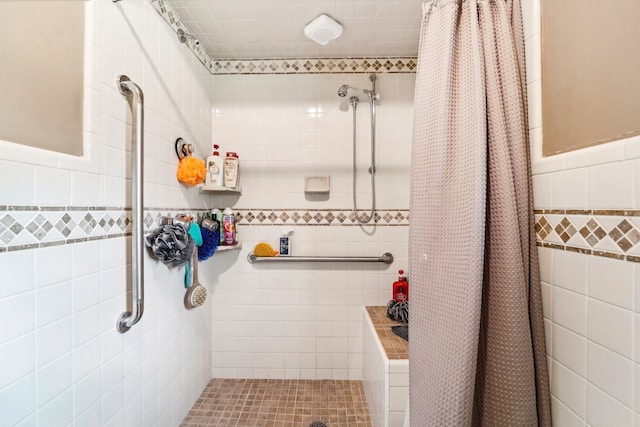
[336,74,379,101]
[177,28,200,46]
[339,74,379,225]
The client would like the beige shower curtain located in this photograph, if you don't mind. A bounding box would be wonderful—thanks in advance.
[408,0,552,425]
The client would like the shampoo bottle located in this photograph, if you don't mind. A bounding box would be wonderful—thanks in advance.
[222,207,236,245]
[205,145,224,187]
[212,208,224,245]
[223,152,239,188]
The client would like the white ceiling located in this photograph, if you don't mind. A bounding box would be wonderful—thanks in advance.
[169,0,425,60]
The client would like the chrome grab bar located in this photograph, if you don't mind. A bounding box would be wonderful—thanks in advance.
[117,75,145,333]
[247,252,393,264]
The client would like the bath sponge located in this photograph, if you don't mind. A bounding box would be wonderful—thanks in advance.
[253,242,278,257]
[177,156,206,186]
[145,223,195,268]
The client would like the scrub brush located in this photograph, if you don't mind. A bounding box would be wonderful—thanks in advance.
[185,247,207,309]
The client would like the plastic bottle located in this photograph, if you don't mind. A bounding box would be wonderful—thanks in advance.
[392,270,408,302]
[279,230,294,256]
[222,207,236,245]
[223,152,239,188]
[205,145,224,187]
[212,208,224,245]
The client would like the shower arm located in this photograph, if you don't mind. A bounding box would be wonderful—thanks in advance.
[346,86,378,101]
[338,77,379,101]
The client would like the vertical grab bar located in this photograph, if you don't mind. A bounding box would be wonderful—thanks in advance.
[116,75,145,333]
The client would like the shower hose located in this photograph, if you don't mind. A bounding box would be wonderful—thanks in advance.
[351,93,376,224]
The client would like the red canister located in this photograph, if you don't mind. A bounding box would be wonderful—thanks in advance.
[392,269,408,302]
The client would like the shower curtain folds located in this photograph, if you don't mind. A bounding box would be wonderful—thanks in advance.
[408,0,551,425]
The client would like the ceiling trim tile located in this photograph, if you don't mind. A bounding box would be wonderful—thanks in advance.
[150,0,418,75]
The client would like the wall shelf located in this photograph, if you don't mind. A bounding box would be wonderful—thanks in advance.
[217,242,242,252]
[199,184,242,194]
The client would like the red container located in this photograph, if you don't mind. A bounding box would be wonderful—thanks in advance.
[393,269,408,302]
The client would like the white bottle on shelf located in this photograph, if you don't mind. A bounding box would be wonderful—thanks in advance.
[205,145,224,187]
[223,152,239,188]
[279,230,293,256]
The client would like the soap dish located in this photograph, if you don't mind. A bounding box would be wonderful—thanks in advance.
[305,176,330,194]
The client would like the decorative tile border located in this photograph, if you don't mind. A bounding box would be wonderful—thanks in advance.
[209,57,418,75]
[534,209,640,263]
[6,205,637,262]
[148,0,417,75]
[234,209,410,226]
[0,206,210,253]
[149,0,216,73]
[0,206,409,252]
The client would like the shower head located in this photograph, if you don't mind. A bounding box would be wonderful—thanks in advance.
[337,85,349,97]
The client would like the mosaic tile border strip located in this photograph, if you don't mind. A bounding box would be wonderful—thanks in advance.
[6,205,637,262]
[234,209,410,226]
[0,206,210,253]
[209,57,418,75]
[0,206,409,252]
[534,209,640,263]
[149,0,417,76]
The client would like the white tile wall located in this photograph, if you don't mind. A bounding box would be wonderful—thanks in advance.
[209,72,414,379]
[5,0,634,423]
[0,0,213,426]
[362,309,389,427]
[388,361,409,427]
[525,0,640,424]
[361,310,409,427]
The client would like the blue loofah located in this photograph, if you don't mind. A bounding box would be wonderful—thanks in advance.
[198,226,219,261]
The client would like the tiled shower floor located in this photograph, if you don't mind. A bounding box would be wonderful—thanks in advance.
[180,378,372,427]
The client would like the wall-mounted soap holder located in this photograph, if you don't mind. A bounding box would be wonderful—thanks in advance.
[175,138,194,160]
[305,176,330,194]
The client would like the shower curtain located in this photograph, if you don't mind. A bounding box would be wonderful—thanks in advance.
[408,0,552,425]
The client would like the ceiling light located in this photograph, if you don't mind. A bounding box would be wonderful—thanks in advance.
[304,14,343,46]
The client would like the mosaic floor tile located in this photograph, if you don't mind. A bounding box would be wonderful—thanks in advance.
[181,379,372,427]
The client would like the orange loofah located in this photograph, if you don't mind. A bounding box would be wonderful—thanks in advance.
[177,156,206,186]
[253,242,278,257]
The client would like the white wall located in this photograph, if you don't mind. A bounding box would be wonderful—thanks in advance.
[208,72,414,379]
[0,1,213,426]
[362,312,387,427]
[524,0,640,425]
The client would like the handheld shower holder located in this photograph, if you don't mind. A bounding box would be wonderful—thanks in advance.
[336,74,379,101]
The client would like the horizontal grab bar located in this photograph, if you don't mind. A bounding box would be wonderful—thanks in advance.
[247,252,393,264]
